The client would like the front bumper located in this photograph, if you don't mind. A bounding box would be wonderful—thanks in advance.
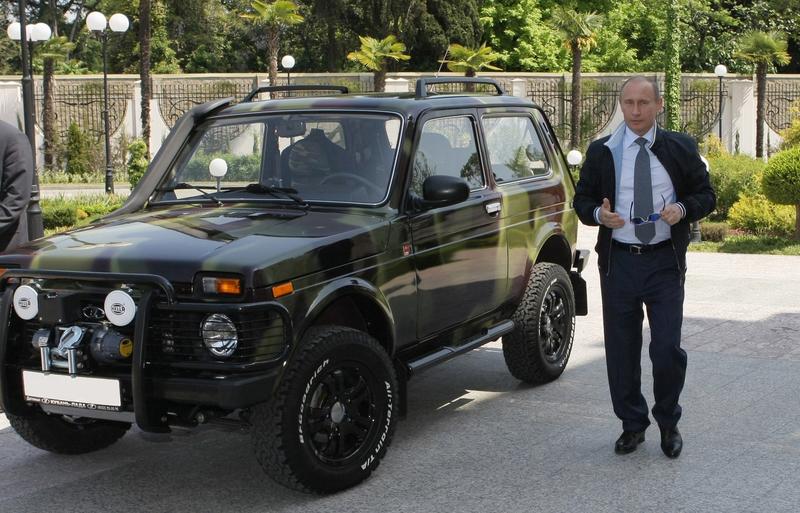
[0,270,291,432]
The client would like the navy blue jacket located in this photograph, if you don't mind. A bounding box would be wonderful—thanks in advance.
[573,126,716,273]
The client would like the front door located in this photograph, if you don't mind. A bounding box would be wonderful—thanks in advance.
[408,112,508,339]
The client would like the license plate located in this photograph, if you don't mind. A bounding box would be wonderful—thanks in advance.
[22,371,122,412]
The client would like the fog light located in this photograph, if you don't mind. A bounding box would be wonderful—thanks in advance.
[104,289,136,326]
[201,314,238,358]
[13,285,39,320]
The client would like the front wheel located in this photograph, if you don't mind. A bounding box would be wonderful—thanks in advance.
[502,262,575,384]
[250,326,398,493]
[7,410,130,455]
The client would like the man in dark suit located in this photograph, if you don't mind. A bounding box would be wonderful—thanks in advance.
[573,76,715,458]
[0,120,33,252]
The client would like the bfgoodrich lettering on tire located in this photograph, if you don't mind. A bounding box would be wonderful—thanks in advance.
[502,262,575,384]
[250,326,398,493]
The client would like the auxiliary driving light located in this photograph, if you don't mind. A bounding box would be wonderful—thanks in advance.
[13,285,39,320]
[104,289,137,326]
[201,313,238,358]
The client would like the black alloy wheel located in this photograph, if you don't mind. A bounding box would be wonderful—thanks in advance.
[303,363,378,465]
[540,286,570,363]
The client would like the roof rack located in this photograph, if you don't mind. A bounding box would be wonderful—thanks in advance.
[242,85,350,102]
[415,77,505,99]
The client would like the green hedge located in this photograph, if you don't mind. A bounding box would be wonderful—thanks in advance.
[762,146,800,206]
[41,194,125,231]
[706,153,763,221]
[728,192,795,238]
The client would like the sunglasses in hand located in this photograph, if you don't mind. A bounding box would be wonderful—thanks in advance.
[630,194,666,226]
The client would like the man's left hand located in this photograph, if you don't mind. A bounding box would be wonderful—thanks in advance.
[660,203,683,226]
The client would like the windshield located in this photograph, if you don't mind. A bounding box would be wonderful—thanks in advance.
[153,112,402,205]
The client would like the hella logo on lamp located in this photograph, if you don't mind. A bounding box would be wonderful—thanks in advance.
[13,285,39,320]
[104,290,136,326]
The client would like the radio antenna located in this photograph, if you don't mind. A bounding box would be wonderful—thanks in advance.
[435,45,450,77]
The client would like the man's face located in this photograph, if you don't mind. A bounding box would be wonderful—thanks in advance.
[620,80,663,136]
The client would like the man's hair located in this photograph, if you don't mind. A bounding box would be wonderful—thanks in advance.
[619,75,661,100]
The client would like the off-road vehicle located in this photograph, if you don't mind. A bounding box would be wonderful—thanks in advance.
[0,78,588,493]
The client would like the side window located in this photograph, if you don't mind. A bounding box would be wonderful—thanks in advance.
[411,116,484,195]
[483,116,550,183]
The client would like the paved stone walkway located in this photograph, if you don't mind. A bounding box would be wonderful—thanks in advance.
[1,225,799,512]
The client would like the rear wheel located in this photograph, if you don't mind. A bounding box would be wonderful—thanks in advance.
[7,410,130,454]
[502,262,575,384]
[250,326,398,493]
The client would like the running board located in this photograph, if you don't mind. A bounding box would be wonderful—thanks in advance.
[406,320,515,376]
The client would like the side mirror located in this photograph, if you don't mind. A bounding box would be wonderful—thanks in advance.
[415,175,470,210]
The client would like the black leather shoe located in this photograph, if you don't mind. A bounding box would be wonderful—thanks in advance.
[660,426,682,458]
[614,430,646,454]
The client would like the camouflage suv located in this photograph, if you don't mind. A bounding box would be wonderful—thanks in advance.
[0,78,588,493]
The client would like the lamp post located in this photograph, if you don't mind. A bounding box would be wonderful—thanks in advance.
[87,11,129,194]
[281,55,295,87]
[714,64,727,141]
[7,15,50,240]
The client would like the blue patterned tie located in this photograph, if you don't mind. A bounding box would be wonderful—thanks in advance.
[633,137,655,244]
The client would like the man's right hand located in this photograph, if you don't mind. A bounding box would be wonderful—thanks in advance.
[599,198,625,229]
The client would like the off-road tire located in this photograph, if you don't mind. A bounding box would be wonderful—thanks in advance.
[7,411,130,454]
[251,326,398,494]
[503,262,575,384]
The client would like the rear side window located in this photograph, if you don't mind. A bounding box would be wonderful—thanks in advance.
[410,116,484,195]
[483,116,550,183]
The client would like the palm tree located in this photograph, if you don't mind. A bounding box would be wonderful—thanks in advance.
[443,43,502,77]
[37,36,74,168]
[736,31,791,158]
[139,0,152,157]
[551,8,602,149]
[347,35,410,92]
[241,0,304,89]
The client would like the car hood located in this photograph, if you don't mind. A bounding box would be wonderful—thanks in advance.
[1,205,391,288]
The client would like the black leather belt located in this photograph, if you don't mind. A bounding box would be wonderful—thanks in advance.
[612,239,672,255]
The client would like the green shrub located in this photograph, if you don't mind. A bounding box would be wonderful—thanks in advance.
[763,146,800,205]
[41,194,125,231]
[706,153,763,221]
[728,192,795,238]
[41,197,77,230]
[65,123,93,176]
[780,100,800,149]
[700,221,728,242]
[127,139,149,188]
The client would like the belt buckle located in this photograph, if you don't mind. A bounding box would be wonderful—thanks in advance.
[630,244,643,255]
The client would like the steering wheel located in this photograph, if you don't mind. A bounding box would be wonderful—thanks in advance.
[319,173,384,198]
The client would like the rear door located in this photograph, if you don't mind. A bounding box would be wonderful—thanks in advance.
[407,110,508,339]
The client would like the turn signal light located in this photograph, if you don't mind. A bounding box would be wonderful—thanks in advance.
[272,282,294,298]
[202,277,242,295]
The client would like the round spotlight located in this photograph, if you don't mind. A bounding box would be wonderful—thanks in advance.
[201,314,238,358]
[13,285,39,320]
[104,289,136,326]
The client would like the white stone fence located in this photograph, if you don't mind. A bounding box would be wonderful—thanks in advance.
[0,72,797,167]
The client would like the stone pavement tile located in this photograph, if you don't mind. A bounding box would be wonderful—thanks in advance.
[687,444,800,502]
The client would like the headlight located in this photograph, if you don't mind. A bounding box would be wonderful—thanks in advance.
[201,313,238,358]
[13,285,39,320]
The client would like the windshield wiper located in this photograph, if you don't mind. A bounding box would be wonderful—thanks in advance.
[244,183,309,208]
[158,182,223,206]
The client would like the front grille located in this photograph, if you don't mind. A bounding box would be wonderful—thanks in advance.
[148,307,286,365]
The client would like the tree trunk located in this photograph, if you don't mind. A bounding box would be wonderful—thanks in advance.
[326,23,337,72]
[796,204,800,241]
[267,27,279,93]
[570,45,581,149]
[374,68,386,93]
[139,0,152,157]
[755,63,766,159]
[42,58,56,168]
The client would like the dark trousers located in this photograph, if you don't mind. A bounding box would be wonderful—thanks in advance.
[599,243,687,432]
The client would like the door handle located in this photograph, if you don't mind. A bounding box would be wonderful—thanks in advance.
[485,201,501,215]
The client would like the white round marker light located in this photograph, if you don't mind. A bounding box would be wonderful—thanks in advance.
[209,158,228,178]
[104,289,136,326]
[13,285,39,320]
[566,149,583,166]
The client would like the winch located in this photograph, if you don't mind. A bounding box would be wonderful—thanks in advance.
[31,324,133,376]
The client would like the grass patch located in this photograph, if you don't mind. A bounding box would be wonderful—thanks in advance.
[690,234,800,255]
